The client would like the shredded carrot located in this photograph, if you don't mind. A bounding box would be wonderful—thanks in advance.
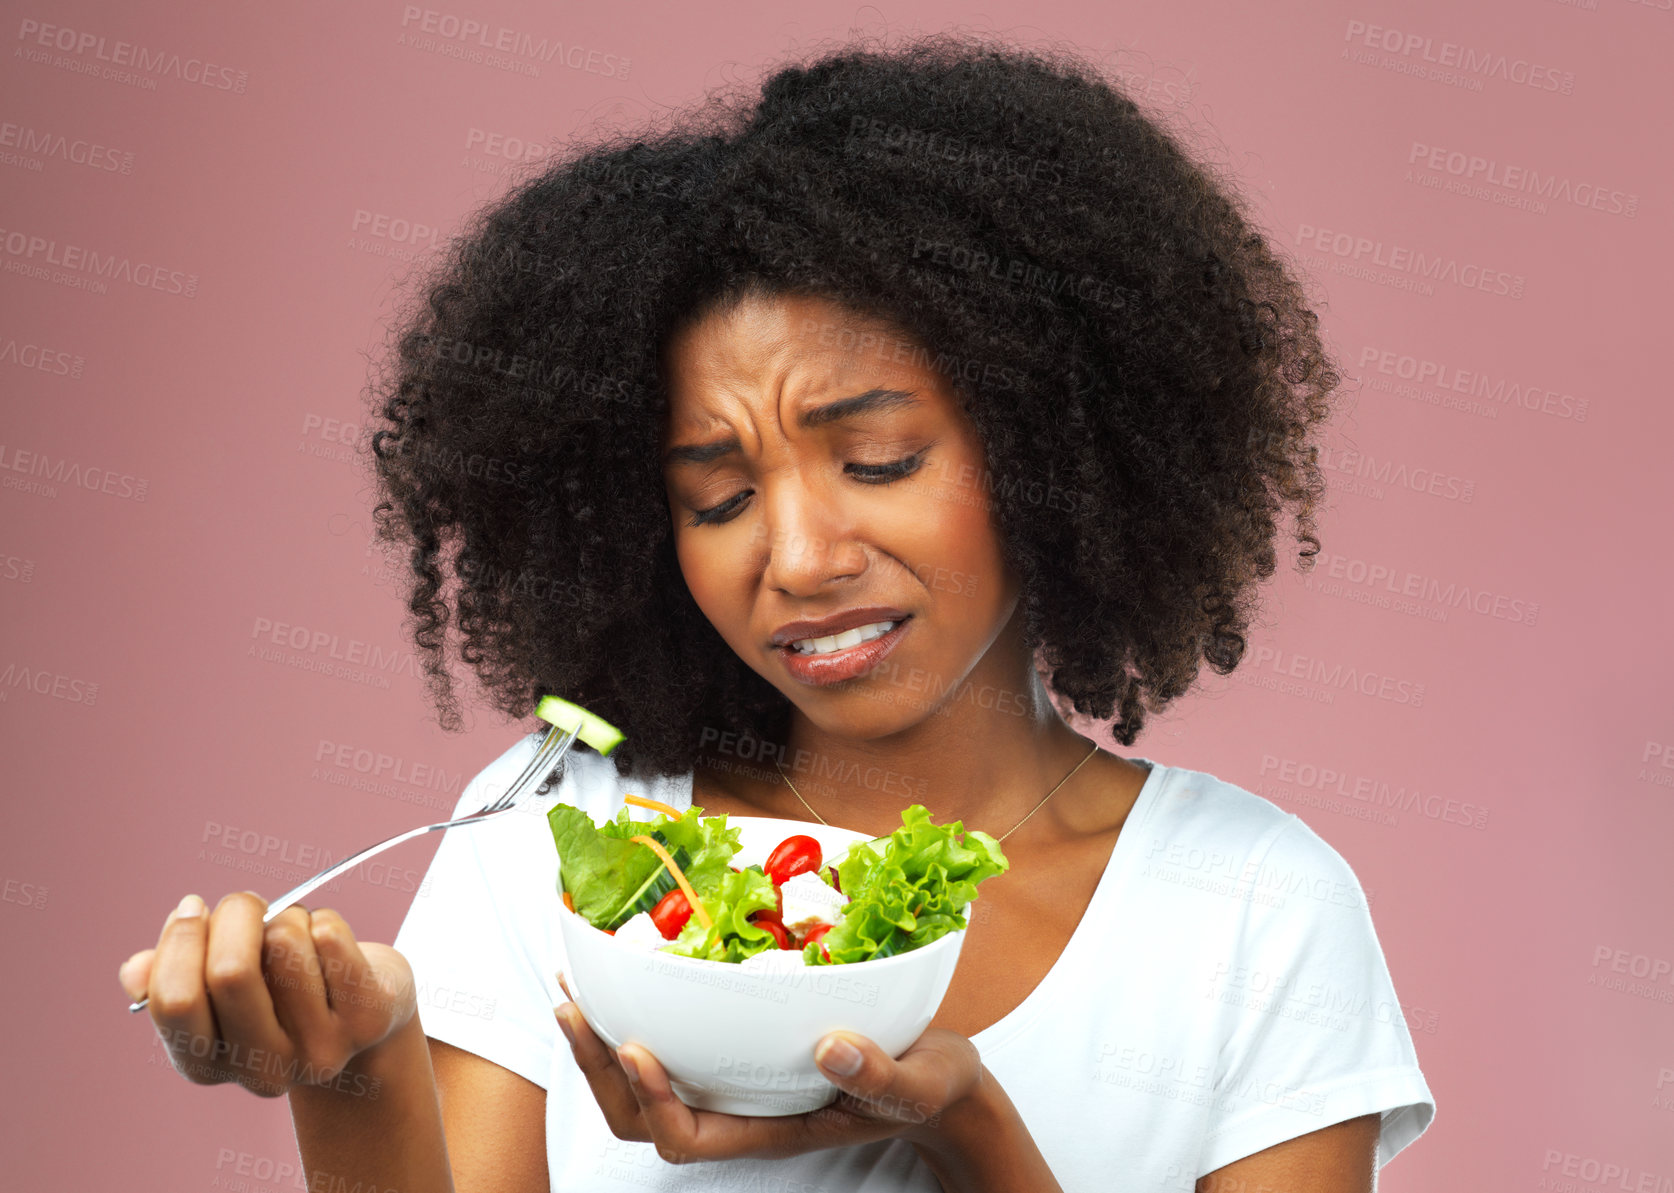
[562,890,574,912]
[630,834,713,930]
[624,792,684,821]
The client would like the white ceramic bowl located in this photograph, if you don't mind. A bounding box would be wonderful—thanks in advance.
[556,815,968,1115]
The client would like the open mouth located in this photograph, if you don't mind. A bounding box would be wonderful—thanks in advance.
[775,616,912,686]
[785,619,903,656]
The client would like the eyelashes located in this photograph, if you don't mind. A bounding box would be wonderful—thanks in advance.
[687,451,927,527]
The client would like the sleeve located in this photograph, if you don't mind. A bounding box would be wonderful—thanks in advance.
[1196,816,1436,1177]
[391,730,564,1092]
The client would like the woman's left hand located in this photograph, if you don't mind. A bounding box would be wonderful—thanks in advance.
[555,972,985,1165]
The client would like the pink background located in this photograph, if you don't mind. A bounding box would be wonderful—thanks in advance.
[3,1,1670,1189]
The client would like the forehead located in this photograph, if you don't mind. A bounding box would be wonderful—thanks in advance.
[660,292,949,430]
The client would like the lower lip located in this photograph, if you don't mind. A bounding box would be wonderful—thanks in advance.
[775,618,912,686]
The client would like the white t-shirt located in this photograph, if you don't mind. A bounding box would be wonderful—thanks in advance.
[394,731,1435,1191]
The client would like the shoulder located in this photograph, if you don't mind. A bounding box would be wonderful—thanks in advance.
[1140,759,1297,854]
[1137,760,1369,915]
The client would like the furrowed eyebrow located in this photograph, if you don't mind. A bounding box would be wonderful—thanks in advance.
[662,388,920,467]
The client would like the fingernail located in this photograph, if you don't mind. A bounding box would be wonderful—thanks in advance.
[555,1004,576,1045]
[816,1035,862,1077]
[618,1047,641,1085]
[176,894,205,919]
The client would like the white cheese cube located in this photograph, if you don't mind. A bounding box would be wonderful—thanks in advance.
[608,910,669,952]
[779,871,848,934]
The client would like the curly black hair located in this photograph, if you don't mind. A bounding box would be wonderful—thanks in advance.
[365,30,1338,780]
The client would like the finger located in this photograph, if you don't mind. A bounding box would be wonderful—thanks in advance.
[119,949,155,1001]
[260,906,339,1070]
[555,999,644,1136]
[314,911,401,1048]
[615,1043,781,1161]
[812,1028,978,1132]
[204,892,292,1094]
[147,894,220,1082]
[618,1042,899,1162]
[615,1042,705,1160]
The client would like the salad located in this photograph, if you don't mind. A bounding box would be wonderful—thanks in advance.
[548,794,1009,967]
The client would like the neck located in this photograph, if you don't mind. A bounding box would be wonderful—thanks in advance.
[768,608,1103,842]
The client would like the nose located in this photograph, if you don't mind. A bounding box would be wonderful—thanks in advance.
[756,475,866,596]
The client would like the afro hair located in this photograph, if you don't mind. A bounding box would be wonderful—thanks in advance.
[366,30,1339,780]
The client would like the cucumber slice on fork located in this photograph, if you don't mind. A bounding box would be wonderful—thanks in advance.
[536,695,625,756]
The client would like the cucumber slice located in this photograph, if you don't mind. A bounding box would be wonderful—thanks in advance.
[601,839,692,931]
[536,695,625,756]
[870,928,908,959]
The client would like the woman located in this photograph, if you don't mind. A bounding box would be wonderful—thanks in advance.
[118,32,1435,1191]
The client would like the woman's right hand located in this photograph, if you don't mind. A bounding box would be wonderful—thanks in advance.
[118,892,417,1098]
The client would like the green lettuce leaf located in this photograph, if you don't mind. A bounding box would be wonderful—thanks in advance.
[596,801,741,894]
[805,805,1009,965]
[661,867,783,962]
[548,800,741,929]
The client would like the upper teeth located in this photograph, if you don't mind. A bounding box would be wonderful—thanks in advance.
[790,620,899,655]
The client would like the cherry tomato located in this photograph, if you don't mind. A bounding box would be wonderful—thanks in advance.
[756,918,791,949]
[649,889,694,940]
[803,922,833,961]
[765,835,823,887]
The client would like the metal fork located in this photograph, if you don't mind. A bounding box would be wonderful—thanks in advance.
[128,720,581,1013]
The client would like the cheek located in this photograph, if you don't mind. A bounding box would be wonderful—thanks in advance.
[673,528,748,636]
[904,471,1008,610]
[673,530,714,603]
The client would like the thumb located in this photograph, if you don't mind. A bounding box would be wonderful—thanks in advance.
[815,1028,979,1127]
[812,1030,933,1128]
[118,949,155,1001]
[814,1030,875,1087]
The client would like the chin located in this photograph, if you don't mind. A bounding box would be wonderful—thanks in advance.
[791,681,945,739]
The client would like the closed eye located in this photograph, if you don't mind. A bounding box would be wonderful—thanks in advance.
[687,451,927,527]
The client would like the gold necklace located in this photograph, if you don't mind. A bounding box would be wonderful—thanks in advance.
[772,741,1100,843]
